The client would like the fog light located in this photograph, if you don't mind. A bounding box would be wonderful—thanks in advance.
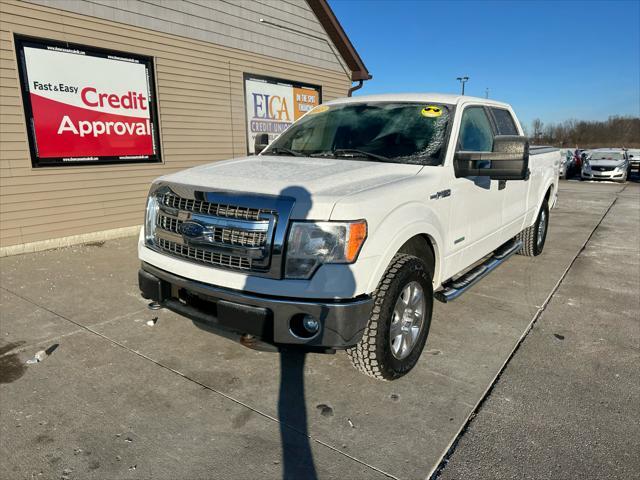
[302,315,319,334]
[289,313,321,339]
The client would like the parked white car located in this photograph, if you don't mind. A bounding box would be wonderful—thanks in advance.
[138,94,560,380]
[626,148,640,175]
[582,148,629,182]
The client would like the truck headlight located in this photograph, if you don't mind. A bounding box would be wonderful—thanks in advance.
[285,220,367,279]
[144,193,159,244]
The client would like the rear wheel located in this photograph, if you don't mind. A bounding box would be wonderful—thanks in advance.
[517,200,549,256]
[347,254,433,381]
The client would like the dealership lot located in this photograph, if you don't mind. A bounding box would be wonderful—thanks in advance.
[439,181,640,479]
[1,181,638,479]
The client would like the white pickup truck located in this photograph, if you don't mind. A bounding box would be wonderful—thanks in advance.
[138,93,559,380]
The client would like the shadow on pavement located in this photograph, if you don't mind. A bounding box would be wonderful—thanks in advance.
[278,351,317,479]
[241,185,318,479]
[243,183,358,479]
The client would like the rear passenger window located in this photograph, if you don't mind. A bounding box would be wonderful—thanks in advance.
[491,108,519,135]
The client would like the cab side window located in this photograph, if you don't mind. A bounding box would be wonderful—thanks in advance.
[490,108,519,135]
[458,107,493,152]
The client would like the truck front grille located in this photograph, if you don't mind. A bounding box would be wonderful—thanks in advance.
[152,190,278,274]
[156,237,251,271]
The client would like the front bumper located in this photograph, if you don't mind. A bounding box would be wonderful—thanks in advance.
[138,262,373,352]
[582,170,625,181]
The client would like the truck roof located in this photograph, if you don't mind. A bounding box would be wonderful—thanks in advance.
[325,93,511,108]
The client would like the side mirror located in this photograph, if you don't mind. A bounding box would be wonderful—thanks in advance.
[254,133,269,155]
[454,135,529,180]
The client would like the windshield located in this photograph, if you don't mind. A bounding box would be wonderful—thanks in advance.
[592,151,624,160]
[262,102,452,165]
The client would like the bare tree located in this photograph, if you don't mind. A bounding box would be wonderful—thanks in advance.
[532,116,640,148]
[531,118,544,142]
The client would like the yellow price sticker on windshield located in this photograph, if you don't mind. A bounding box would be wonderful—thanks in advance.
[421,106,442,118]
[308,105,330,115]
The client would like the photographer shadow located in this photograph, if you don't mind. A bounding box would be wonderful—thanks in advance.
[243,185,356,479]
[277,350,316,479]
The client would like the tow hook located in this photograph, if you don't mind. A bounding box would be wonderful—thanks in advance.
[240,334,257,348]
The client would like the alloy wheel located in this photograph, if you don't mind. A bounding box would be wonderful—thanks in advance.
[537,208,547,248]
[390,281,425,360]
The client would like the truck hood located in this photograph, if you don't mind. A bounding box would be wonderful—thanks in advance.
[157,155,423,219]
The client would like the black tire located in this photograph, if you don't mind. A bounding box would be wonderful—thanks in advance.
[516,200,549,256]
[346,254,433,381]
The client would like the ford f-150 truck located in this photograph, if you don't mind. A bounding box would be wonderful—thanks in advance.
[138,93,560,380]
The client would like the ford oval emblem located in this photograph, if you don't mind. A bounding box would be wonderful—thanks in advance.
[180,221,204,238]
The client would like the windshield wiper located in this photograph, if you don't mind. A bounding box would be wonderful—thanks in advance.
[263,147,303,157]
[311,149,390,162]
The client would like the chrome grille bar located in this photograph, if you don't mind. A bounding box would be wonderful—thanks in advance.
[158,214,267,248]
[162,192,275,221]
[156,237,251,271]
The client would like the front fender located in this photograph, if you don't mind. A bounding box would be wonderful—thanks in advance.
[361,202,445,293]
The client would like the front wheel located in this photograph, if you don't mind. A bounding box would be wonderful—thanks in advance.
[347,254,433,381]
[516,200,549,256]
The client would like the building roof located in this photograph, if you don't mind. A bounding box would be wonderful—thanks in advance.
[306,0,371,82]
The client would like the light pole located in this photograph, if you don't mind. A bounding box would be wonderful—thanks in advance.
[456,76,469,95]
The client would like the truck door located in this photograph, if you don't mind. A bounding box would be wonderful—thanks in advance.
[448,106,505,271]
[488,107,529,240]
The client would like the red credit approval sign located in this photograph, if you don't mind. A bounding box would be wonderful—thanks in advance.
[16,37,161,167]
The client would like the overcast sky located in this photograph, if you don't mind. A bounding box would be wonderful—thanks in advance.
[330,0,640,129]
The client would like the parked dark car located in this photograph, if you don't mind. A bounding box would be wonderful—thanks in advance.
[560,149,580,179]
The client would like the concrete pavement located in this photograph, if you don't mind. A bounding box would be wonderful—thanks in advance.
[1,181,637,480]
[437,181,640,480]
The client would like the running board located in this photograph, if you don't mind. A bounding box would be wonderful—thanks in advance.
[434,240,523,303]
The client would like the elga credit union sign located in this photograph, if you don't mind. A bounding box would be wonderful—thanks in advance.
[244,74,321,154]
[15,36,161,167]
